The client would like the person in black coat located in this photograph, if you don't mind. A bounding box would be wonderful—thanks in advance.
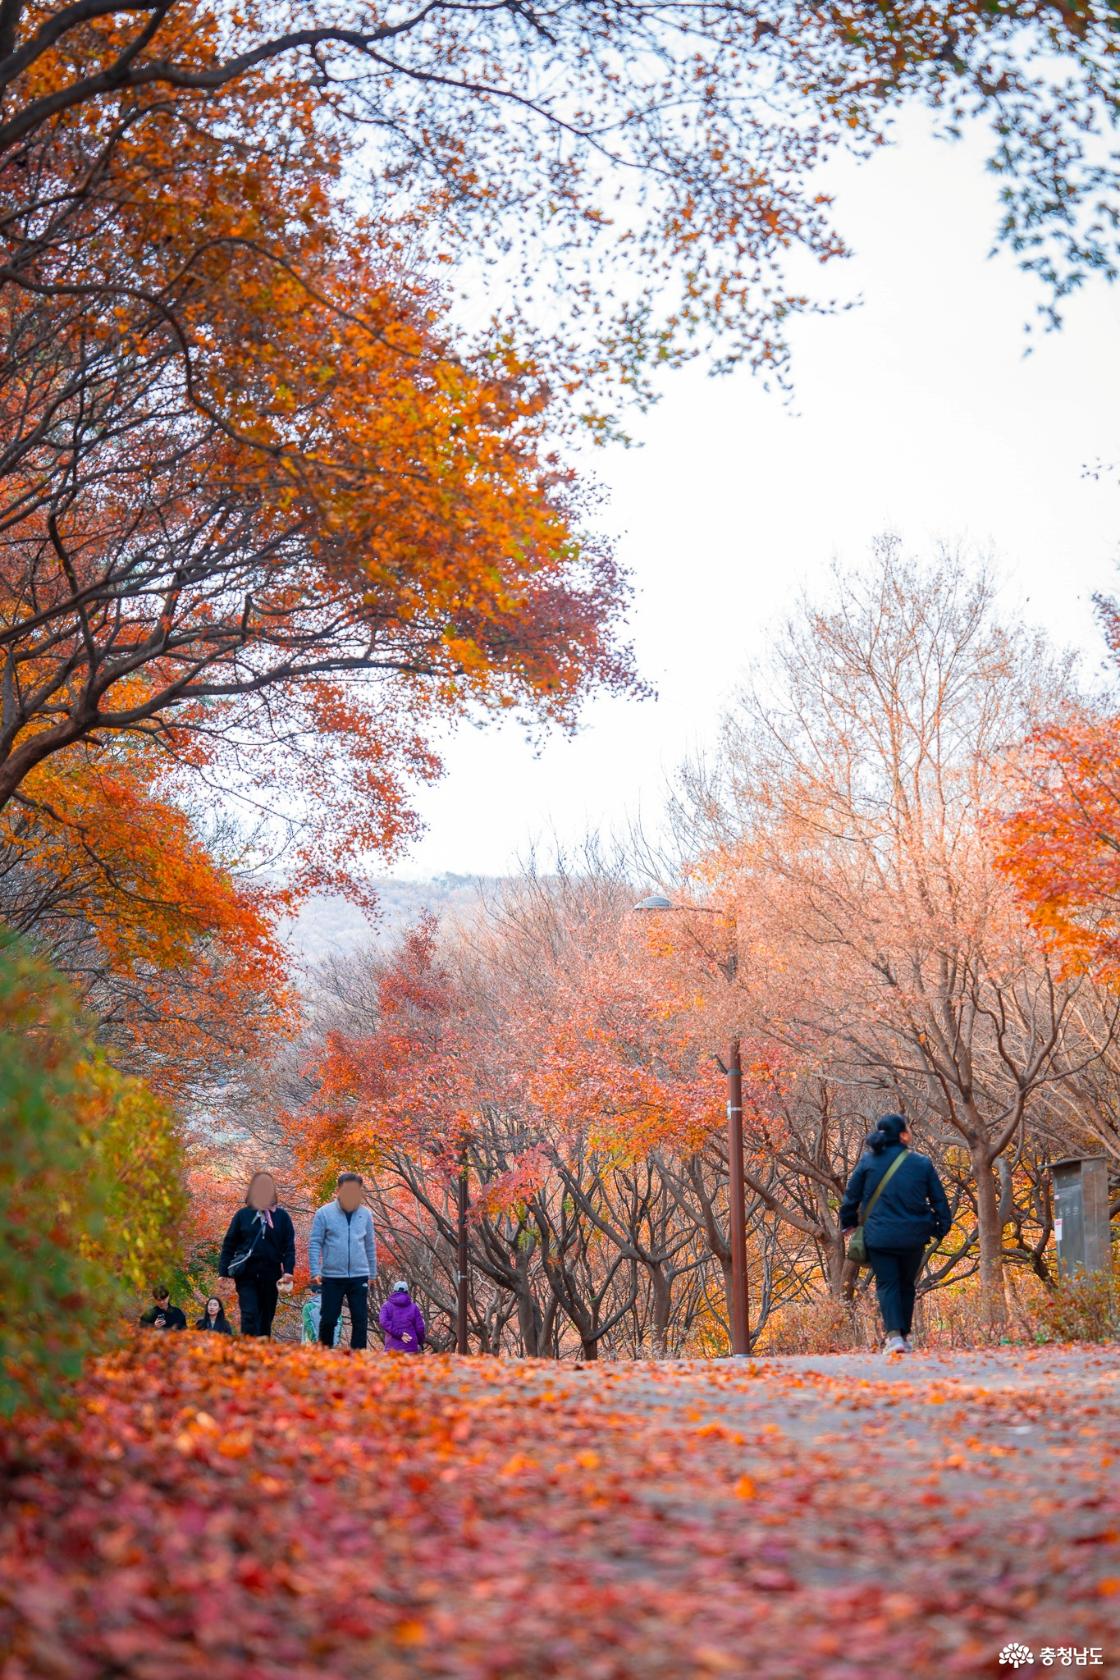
[217,1171,296,1338]
[839,1113,951,1353]
[195,1296,233,1334]
[139,1284,187,1331]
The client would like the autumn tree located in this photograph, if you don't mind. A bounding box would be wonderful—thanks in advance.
[287,858,811,1355]
[0,3,1113,385]
[0,7,646,907]
[994,596,1120,1190]
[999,607,1120,994]
[672,540,1120,1329]
[281,547,1120,1350]
[0,739,292,1100]
[1,0,1117,880]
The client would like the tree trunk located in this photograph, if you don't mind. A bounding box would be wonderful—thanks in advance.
[516,1287,543,1358]
[972,1143,1007,1331]
[648,1265,672,1356]
[825,1232,848,1298]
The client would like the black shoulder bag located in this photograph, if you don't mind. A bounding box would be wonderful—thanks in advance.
[227,1213,263,1278]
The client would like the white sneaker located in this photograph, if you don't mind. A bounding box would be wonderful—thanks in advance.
[884,1335,907,1354]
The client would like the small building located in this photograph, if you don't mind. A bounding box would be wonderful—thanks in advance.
[1049,1155,1112,1280]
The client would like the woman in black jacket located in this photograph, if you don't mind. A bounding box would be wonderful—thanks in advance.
[195,1297,233,1334]
[839,1114,951,1354]
[217,1171,296,1338]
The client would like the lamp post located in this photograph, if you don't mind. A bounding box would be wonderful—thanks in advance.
[456,1142,470,1355]
[633,894,751,1357]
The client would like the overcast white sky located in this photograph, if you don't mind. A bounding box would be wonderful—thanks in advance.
[382,112,1120,884]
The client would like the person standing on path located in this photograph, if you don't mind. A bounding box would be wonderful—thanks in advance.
[379,1280,426,1354]
[217,1171,296,1339]
[309,1172,377,1350]
[839,1113,951,1354]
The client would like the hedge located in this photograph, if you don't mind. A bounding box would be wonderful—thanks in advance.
[0,936,186,1413]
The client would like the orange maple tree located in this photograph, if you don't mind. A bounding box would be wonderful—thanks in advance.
[0,739,292,1099]
[998,612,1120,987]
[294,918,475,1179]
[0,3,639,891]
[1,0,1116,879]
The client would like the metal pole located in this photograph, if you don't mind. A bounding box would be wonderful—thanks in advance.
[456,1148,469,1355]
[726,1037,750,1356]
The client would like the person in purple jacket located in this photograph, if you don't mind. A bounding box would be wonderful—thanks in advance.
[379,1280,426,1354]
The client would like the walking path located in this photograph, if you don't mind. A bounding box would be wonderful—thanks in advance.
[1,1341,1117,1679]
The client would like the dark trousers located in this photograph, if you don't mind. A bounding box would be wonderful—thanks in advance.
[319,1276,369,1349]
[866,1244,926,1336]
[236,1273,279,1338]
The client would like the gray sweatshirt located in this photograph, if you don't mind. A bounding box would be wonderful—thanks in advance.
[308,1200,378,1280]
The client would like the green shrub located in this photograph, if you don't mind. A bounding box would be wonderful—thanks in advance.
[0,936,186,1413]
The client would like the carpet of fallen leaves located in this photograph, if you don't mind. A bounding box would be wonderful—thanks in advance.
[1,1341,1118,1680]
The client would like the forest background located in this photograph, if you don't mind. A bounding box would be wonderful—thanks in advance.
[3,0,1120,1406]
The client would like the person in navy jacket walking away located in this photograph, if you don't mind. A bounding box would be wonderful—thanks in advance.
[379,1280,426,1353]
[840,1114,951,1354]
[309,1171,378,1350]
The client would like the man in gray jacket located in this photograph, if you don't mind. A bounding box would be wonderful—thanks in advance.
[308,1171,378,1349]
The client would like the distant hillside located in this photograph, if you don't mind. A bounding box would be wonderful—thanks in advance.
[282,874,506,968]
